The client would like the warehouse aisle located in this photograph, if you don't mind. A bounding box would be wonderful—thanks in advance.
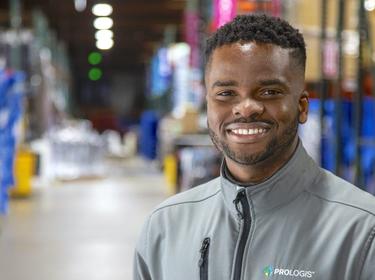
[0,157,167,280]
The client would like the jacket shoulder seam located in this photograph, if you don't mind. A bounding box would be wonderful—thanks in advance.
[305,190,375,217]
[358,225,375,279]
[145,214,151,260]
[151,189,222,215]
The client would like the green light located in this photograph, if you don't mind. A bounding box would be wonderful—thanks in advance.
[88,52,102,65]
[88,67,102,81]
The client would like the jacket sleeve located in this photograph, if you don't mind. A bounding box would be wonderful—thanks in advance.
[133,216,152,280]
[133,250,152,280]
[360,226,375,280]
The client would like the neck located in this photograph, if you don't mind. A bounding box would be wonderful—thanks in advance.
[225,138,299,184]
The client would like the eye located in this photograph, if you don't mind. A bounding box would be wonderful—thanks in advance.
[212,90,237,102]
[217,91,235,97]
[260,89,283,97]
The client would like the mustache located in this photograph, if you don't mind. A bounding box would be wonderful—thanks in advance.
[225,117,274,126]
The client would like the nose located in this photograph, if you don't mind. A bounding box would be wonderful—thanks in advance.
[232,98,264,118]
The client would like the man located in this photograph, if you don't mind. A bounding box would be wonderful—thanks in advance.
[134,14,375,280]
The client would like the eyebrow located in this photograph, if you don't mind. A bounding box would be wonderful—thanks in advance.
[211,80,238,89]
[258,78,287,87]
[210,78,288,90]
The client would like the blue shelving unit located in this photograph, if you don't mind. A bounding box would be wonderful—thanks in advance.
[301,98,375,195]
[0,70,25,214]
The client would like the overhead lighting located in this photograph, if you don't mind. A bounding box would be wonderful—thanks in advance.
[92,3,113,16]
[75,0,87,12]
[365,0,375,11]
[95,30,114,41]
[93,17,113,30]
[96,39,114,50]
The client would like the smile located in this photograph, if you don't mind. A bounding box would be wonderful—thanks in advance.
[231,128,267,136]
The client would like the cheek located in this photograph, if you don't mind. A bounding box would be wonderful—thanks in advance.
[207,103,227,130]
[279,103,291,116]
[269,103,290,120]
[207,106,219,128]
[267,101,298,124]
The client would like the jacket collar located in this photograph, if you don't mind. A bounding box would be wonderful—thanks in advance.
[220,141,320,217]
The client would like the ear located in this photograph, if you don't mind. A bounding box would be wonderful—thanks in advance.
[298,91,309,124]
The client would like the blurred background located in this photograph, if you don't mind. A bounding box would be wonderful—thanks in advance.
[0,0,375,279]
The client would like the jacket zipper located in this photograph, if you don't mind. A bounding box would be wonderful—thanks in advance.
[199,237,210,280]
[233,189,251,280]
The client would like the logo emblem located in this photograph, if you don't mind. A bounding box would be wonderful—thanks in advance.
[263,266,274,277]
[262,265,316,278]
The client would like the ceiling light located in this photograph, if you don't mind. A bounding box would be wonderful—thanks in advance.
[75,0,87,12]
[96,39,114,50]
[95,30,114,41]
[92,3,113,16]
[365,0,375,11]
[93,17,113,30]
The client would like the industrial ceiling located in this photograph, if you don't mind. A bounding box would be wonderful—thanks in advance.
[0,0,186,77]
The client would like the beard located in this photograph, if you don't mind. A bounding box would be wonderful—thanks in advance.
[208,113,299,166]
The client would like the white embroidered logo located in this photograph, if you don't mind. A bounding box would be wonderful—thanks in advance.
[263,265,316,278]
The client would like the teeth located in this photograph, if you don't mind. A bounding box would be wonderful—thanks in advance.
[232,128,266,135]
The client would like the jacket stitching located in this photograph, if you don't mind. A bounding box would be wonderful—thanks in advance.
[304,190,375,217]
[358,226,375,279]
[151,189,222,215]
[145,214,152,261]
[146,189,221,266]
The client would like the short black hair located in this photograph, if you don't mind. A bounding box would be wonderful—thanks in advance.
[205,14,306,70]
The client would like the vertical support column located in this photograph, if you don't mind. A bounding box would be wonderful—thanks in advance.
[9,0,22,70]
[320,0,328,167]
[355,0,365,188]
[363,8,375,98]
[335,0,346,176]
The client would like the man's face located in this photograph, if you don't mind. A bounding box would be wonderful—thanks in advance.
[205,42,308,166]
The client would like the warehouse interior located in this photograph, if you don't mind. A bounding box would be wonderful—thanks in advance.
[1,0,375,279]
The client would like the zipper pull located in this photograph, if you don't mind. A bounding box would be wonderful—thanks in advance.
[233,190,245,219]
[198,238,210,267]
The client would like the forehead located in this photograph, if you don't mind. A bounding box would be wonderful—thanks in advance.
[205,42,300,85]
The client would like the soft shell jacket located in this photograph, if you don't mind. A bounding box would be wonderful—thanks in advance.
[134,143,375,280]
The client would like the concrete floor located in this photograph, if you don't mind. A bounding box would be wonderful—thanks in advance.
[0,158,167,280]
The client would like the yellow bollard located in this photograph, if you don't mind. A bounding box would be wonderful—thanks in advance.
[10,148,35,197]
[163,154,178,195]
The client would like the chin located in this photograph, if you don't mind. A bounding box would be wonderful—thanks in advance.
[224,147,273,166]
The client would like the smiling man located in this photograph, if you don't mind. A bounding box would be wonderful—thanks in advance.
[134,14,375,280]
[205,39,307,183]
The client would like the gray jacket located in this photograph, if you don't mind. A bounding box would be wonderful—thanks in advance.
[134,143,375,280]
